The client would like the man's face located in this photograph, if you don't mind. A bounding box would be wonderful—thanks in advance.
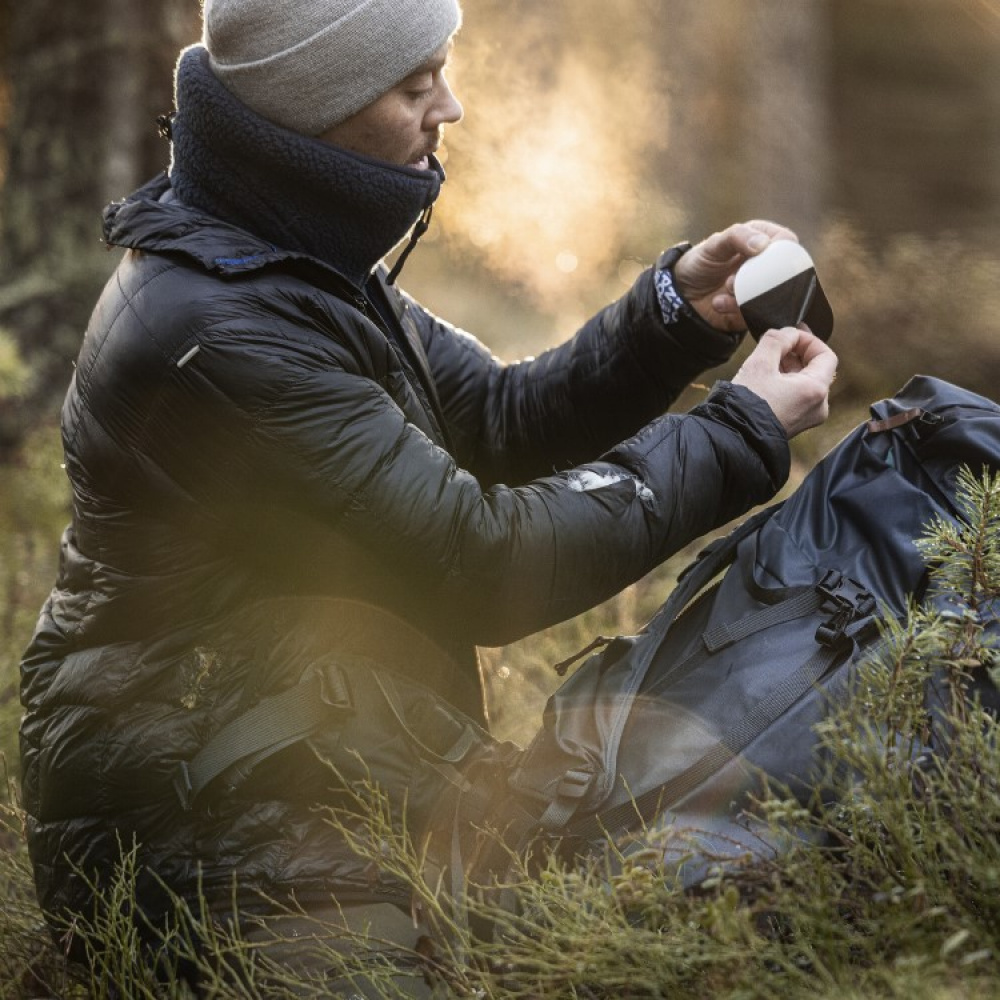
[318,41,463,170]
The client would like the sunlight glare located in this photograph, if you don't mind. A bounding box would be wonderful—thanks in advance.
[439,16,669,318]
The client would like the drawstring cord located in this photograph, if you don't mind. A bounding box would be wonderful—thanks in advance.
[386,203,434,285]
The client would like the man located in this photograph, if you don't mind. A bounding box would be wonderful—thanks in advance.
[19,0,836,992]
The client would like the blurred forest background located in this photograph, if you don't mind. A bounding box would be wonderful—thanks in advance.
[0,0,999,765]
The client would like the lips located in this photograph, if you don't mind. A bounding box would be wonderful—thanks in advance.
[407,141,440,170]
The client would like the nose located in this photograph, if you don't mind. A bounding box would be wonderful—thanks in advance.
[428,77,463,129]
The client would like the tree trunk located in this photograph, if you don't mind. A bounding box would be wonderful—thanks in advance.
[0,0,198,459]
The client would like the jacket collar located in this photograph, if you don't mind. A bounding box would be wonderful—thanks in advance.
[103,174,324,273]
[163,45,444,290]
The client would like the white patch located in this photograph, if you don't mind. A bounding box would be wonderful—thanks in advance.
[568,469,654,505]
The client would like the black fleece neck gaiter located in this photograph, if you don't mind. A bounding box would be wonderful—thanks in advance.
[169,45,444,289]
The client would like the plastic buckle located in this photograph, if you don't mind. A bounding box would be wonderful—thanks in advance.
[815,570,876,646]
[557,768,594,801]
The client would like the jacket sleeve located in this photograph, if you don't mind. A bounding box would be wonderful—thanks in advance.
[177,320,789,648]
[401,264,745,485]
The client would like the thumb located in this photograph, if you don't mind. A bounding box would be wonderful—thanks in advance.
[752,327,800,366]
[801,339,840,387]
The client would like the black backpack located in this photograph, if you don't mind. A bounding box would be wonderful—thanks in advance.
[474,374,1000,885]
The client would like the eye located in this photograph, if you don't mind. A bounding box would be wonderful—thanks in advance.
[403,72,436,101]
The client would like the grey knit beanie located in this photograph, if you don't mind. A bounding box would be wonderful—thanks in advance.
[202,0,462,136]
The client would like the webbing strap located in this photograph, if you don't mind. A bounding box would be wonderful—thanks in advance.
[643,586,822,702]
[570,634,856,843]
[510,506,786,834]
[535,767,595,831]
[174,666,351,810]
[701,588,822,653]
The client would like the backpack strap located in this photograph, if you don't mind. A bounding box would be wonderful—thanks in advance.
[171,597,486,811]
[173,656,488,812]
[173,663,352,810]
[534,767,598,831]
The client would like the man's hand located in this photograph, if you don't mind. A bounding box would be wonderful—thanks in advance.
[733,327,838,439]
[674,220,798,332]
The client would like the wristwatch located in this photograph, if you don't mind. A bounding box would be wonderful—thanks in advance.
[653,242,695,327]
[655,241,694,275]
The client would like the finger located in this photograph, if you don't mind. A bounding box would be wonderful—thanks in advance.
[779,353,804,375]
[793,329,838,369]
[780,330,838,388]
[759,327,836,378]
[739,328,798,377]
[744,219,799,245]
[714,221,800,262]
[710,292,742,315]
[754,326,801,362]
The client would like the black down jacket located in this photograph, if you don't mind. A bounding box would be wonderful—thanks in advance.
[20,173,790,930]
